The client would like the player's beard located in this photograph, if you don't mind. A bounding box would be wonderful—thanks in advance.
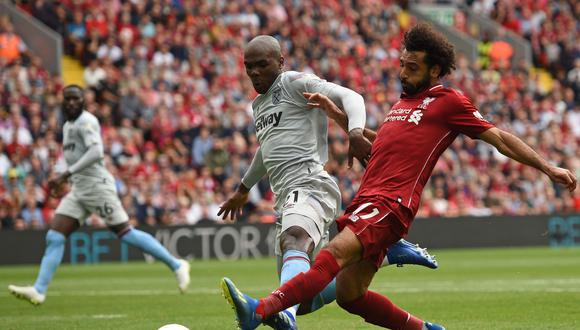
[401,72,431,96]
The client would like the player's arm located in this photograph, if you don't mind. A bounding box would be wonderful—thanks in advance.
[479,127,577,192]
[290,73,371,166]
[304,92,377,142]
[66,144,104,176]
[68,118,105,176]
[323,84,373,167]
[48,120,104,196]
[218,147,266,221]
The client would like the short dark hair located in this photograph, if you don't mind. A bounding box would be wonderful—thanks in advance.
[403,23,456,78]
[63,84,84,93]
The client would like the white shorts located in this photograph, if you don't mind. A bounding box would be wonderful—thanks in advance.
[274,185,340,258]
[55,178,128,226]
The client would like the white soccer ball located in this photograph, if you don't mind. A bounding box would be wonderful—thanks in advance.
[158,324,190,330]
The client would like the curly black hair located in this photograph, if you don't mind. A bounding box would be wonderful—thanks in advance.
[403,23,456,78]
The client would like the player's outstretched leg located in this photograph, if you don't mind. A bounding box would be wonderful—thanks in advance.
[221,277,262,330]
[8,229,66,305]
[338,289,446,330]
[263,250,303,330]
[383,239,438,269]
[299,239,437,315]
[336,261,445,330]
[119,228,190,292]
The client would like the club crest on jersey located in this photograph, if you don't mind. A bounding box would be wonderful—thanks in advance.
[348,214,360,222]
[408,97,436,125]
[272,87,282,105]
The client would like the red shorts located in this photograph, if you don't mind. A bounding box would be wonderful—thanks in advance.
[336,197,413,269]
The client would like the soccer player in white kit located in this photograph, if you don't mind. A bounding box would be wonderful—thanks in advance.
[8,85,190,305]
[219,36,437,330]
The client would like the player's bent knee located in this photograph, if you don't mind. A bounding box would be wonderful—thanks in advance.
[324,235,361,267]
[50,214,80,237]
[322,244,352,268]
[108,222,132,237]
[280,225,314,253]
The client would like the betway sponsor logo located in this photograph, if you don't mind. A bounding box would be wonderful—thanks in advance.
[256,111,282,133]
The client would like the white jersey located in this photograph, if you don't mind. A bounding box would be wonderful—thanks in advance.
[62,111,113,183]
[250,71,341,211]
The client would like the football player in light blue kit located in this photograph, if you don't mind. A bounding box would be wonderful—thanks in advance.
[8,85,190,305]
[218,36,437,330]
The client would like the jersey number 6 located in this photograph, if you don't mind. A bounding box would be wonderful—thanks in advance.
[96,202,113,218]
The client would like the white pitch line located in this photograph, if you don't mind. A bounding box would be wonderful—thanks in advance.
[91,314,126,319]
[0,314,126,322]
[42,285,580,297]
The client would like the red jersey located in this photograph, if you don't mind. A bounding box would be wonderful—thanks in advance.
[355,84,494,225]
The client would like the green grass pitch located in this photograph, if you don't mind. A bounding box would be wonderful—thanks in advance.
[1,247,579,329]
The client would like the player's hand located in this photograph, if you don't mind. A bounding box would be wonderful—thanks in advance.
[546,166,577,193]
[348,128,372,168]
[48,172,71,198]
[218,190,249,222]
[303,92,344,122]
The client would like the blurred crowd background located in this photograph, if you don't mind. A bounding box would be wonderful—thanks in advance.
[0,0,578,230]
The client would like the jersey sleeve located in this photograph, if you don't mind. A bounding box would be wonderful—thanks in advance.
[286,72,366,131]
[286,72,337,102]
[446,90,494,139]
[241,147,267,189]
[79,116,102,147]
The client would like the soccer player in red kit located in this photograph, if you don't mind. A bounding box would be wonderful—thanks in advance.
[221,23,577,330]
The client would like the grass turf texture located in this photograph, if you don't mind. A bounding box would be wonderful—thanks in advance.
[1,247,579,330]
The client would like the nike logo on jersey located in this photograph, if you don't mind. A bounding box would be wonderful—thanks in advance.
[418,97,436,109]
[255,111,282,133]
[473,110,488,122]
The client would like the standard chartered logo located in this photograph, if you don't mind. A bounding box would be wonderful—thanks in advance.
[408,110,423,125]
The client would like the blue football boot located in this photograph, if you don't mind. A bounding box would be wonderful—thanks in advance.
[263,309,297,330]
[221,277,262,330]
[386,239,438,269]
[425,321,446,330]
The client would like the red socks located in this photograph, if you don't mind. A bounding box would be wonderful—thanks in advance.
[338,290,424,330]
[256,249,340,319]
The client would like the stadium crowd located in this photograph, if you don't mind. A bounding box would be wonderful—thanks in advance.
[0,0,578,230]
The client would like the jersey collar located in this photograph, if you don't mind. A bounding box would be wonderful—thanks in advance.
[263,74,283,95]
